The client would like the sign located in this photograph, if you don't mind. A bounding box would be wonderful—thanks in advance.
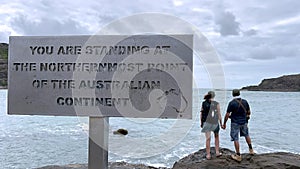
[8,35,193,118]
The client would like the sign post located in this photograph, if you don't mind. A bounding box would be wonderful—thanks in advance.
[8,35,193,169]
[88,117,109,169]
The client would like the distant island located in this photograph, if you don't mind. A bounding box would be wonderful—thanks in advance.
[241,74,300,92]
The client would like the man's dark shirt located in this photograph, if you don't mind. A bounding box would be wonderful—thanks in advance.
[226,98,250,125]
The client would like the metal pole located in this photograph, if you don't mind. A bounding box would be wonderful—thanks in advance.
[88,117,109,169]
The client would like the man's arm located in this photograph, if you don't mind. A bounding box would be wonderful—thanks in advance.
[222,101,232,129]
[247,110,251,116]
[246,109,251,121]
[222,112,230,129]
[246,101,251,116]
[246,100,251,120]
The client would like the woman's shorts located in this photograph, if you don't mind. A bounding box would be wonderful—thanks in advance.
[201,122,220,133]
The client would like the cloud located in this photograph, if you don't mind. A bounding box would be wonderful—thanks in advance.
[0,25,16,42]
[249,41,299,60]
[172,0,183,6]
[243,29,257,36]
[0,0,299,88]
[214,10,241,36]
[0,32,9,42]
[248,44,277,60]
[11,15,89,35]
[216,34,300,62]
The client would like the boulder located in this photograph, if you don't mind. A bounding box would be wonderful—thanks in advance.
[113,128,128,135]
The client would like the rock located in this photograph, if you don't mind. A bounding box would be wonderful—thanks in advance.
[172,147,300,169]
[36,147,300,169]
[109,162,166,169]
[241,74,300,92]
[113,128,128,135]
[36,162,167,169]
[37,164,87,169]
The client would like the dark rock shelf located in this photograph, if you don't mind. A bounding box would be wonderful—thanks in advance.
[242,74,300,92]
[36,147,300,169]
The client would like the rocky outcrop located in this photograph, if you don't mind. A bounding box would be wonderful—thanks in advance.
[172,147,300,169]
[242,74,300,92]
[36,148,300,169]
[37,162,167,169]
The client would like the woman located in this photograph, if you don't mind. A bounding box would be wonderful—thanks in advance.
[200,91,222,159]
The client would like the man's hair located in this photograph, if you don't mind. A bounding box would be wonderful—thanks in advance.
[232,89,240,97]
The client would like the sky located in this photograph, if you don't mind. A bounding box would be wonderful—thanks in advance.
[0,0,299,89]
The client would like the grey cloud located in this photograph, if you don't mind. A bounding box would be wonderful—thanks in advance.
[214,10,240,36]
[259,0,300,22]
[243,29,257,36]
[98,14,118,25]
[213,0,240,36]
[215,26,300,62]
[11,15,89,35]
[248,34,300,60]
[248,45,277,60]
[225,0,300,26]
[217,49,246,62]
[3,0,300,63]
[271,23,300,37]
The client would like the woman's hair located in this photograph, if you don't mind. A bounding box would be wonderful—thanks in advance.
[204,91,215,100]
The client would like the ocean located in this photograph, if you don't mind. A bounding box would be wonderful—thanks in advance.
[1,89,300,168]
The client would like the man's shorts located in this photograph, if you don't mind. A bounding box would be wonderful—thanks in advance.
[230,122,249,141]
[201,122,220,133]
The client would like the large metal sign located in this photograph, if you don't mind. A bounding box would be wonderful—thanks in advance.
[8,35,193,118]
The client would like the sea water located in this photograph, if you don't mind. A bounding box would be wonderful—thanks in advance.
[1,89,300,168]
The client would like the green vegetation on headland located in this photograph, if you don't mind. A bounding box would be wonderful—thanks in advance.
[242,74,300,92]
[0,43,8,88]
[0,43,8,60]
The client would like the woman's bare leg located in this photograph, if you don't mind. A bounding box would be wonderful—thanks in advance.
[205,132,211,159]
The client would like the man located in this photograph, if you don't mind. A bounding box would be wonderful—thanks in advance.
[222,89,254,162]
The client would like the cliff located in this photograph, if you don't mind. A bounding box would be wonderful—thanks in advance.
[37,148,300,169]
[242,74,300,92]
